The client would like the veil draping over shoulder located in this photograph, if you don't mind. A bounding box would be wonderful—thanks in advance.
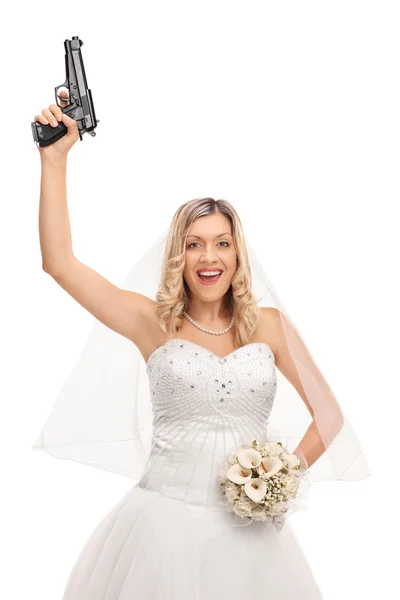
[33,228,371,484]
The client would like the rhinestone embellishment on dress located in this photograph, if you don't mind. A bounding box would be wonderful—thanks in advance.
[147,339,277,413]
[141,338,278,507]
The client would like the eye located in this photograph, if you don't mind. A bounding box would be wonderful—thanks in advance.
[187,241,230,249]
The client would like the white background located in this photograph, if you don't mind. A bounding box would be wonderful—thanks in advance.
[1,1,399,598]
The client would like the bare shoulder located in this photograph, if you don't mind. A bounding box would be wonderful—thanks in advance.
[258,307,283,357]
[260,306,282,326]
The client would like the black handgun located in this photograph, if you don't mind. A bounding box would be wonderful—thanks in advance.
[31,36,99,147]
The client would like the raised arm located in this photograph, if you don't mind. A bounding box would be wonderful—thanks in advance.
[36,94,153,346]
[43,257,154,345]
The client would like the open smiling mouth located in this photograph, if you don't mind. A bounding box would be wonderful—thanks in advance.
[196,271,223,285]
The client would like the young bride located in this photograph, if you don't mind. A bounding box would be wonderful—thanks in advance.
[33,92,370,599]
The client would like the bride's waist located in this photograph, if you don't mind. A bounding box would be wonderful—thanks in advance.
[137,424,269,506]
[137,433,230,505]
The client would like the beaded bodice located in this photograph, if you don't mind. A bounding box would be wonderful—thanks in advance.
[137,338,277,507]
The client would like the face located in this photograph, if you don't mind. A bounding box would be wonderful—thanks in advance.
[183,212,237,301]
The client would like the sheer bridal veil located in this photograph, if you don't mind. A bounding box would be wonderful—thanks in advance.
[33,219,371,485]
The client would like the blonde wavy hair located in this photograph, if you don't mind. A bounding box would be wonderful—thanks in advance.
[155,197,261,349]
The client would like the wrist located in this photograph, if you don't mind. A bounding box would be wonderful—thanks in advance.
[40,152,68,169]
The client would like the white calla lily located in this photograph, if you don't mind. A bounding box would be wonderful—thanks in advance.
[257,456,284,477]
[237,448,262,469]
[227,463,252,484]
[244,477,267,503]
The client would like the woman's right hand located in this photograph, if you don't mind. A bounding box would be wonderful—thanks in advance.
[34,90,80,161]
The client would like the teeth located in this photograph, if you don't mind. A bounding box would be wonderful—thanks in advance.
[198,271,222,276]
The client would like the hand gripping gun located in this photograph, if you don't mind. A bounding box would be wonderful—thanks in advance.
[31,36,99,147]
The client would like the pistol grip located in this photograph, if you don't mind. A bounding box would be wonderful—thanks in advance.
[31,104,82,147]
[31,120,69,147]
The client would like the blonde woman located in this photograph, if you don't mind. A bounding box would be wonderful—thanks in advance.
[33,92,369,599]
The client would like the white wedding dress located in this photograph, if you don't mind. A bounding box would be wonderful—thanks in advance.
[62,339,323,599]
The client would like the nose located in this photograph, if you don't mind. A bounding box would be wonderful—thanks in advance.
[200,246,219,262]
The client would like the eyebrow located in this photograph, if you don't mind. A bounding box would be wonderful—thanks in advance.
[187,233,232,239]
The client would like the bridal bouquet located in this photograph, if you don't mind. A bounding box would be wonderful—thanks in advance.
[220,439,310,530]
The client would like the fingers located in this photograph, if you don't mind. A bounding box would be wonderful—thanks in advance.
[37,89,70,126]
[34,113,51,126]
[34,111,61,127]
[41,105,62,127]
[34,108,76,130]
[34,89,73,130]
[33,88,78,153]
[58,89,70,107]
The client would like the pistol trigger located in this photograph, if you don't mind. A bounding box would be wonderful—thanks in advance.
[55,84,70,106]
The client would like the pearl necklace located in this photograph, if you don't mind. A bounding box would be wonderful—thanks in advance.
[183,311,235,335]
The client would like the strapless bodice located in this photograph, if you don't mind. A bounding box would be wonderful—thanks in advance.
[137,339,277,507]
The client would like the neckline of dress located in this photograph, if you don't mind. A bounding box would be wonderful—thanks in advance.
[146,337,274,370]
